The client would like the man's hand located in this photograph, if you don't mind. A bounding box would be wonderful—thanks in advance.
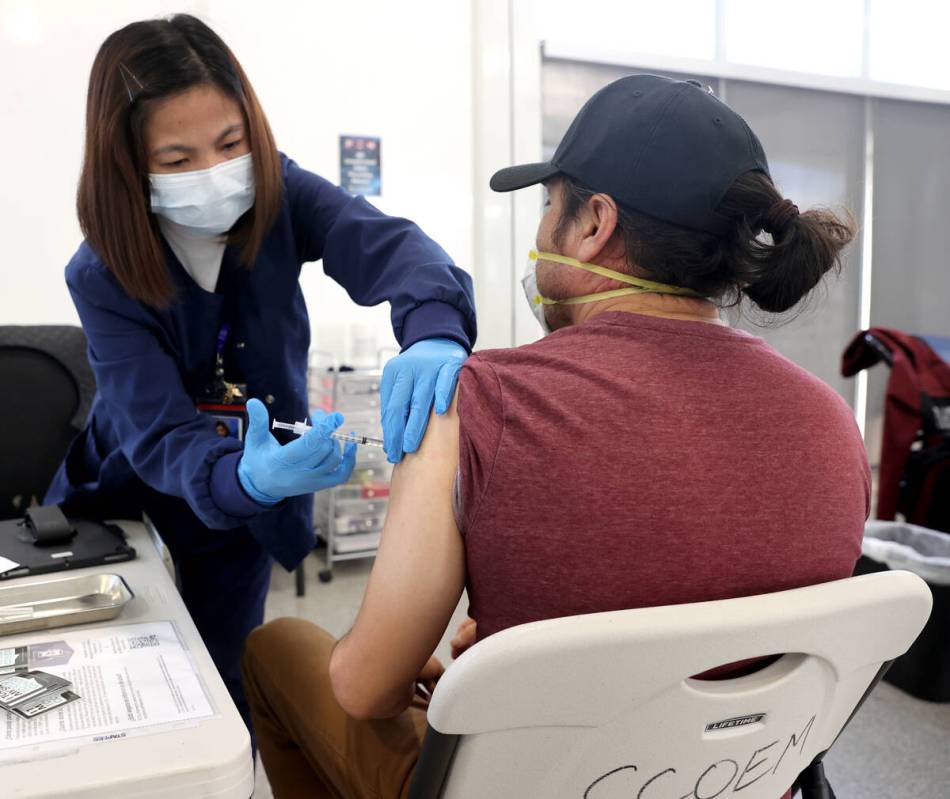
[414,656,445,705]
[450,617,477,660]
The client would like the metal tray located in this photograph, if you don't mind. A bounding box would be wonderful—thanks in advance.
[0,573,134,636]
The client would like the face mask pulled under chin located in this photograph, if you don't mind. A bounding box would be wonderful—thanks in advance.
[149,152,255,237]
[522,249,701,335]
[521,259,552,335]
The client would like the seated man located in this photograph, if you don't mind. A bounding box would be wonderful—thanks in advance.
[241,75,869,799]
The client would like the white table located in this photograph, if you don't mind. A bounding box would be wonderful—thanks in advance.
[1,520,254,799]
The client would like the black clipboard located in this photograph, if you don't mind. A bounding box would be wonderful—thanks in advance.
[0,508,136,580]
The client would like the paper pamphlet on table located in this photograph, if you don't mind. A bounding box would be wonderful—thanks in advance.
[0,621,214,754]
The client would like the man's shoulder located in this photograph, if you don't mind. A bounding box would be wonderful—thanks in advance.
[756,341,857,421]
[465,331,574,368]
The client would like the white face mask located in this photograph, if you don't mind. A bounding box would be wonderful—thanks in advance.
[522,257,552,335]
[523,250,701,335]
[149,152,255,237]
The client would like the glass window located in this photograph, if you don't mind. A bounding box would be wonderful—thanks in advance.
[864,97,950,468]
[723,81,866,405]
[868,0,950,91]
[724,0,865,77]
[539,0,716,62]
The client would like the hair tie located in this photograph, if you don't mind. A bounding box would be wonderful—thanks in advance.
[762,198,799,236]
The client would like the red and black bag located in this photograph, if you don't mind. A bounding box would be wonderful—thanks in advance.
[898,393,950,533]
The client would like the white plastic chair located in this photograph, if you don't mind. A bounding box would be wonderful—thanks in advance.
[408,571,932,799]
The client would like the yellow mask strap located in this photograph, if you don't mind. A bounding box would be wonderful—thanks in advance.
[530,250,701,298]
[534,287,648,306]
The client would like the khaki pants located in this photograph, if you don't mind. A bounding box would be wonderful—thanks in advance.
[242,618,427,799]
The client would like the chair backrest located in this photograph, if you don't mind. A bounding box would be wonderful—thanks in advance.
[412,571,932,799]
[0,325,95,519]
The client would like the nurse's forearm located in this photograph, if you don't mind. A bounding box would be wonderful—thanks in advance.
[399,300,475,352]
[209,451,271,520]
[314,191,476,349]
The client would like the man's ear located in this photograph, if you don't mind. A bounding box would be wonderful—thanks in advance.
[576,193,619,264]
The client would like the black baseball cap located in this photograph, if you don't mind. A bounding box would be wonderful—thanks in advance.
[490,74,770,237]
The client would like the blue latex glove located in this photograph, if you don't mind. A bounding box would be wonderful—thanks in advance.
[380,337,467,463]
[237,398,357,505]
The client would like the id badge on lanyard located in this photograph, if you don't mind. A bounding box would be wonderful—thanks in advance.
[196,323,248,441]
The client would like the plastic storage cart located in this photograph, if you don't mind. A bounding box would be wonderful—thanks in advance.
[310,357,392,583]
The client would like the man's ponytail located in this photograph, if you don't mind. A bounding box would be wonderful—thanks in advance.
[718,173,856,313]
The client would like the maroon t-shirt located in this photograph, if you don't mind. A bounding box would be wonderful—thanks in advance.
[458,311,870,642]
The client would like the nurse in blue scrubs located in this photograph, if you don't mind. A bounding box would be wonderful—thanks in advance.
[45,14,476,732]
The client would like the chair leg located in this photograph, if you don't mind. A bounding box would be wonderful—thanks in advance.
[798,761,836,799]
[295,561,306,597]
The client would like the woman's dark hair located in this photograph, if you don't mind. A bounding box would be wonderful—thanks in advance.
[78,14,283,308]
[553,171,856,314]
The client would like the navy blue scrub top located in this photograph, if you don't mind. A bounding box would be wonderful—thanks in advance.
[45,153,477,569]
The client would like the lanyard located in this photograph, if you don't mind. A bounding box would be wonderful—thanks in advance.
[209,322,244,405]
[216,323,230,357]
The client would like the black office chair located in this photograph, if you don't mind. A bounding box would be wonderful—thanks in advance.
[0,325,95,520]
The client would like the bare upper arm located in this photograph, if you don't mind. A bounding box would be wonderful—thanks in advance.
[329,390,465,718]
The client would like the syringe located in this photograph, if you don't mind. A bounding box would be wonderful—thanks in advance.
[271,419,385,448]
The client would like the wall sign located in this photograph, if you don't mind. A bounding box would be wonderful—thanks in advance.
[340,135,381,196]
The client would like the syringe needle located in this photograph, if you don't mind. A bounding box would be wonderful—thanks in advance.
[271,418,384,448]
[332,432,385,448]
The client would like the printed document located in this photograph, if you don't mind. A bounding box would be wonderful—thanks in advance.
[0,621,213,753]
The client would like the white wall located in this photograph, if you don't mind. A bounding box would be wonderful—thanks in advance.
[0,0,473,365]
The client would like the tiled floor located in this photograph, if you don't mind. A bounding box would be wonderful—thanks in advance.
[253,552,950,798]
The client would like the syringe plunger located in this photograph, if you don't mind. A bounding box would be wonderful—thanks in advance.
[271,419,310,436]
